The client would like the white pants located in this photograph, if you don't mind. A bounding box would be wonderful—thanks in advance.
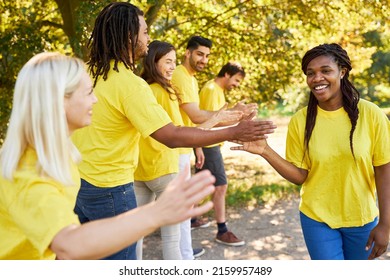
[135,173,182,260]
[179,153,194,260]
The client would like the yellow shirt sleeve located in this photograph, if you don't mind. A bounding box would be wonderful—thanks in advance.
[0,148,80,259]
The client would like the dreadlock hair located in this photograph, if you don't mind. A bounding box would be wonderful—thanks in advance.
[217,61,246,78]
[301,43,360,159]
[87,2,144,86]
[186,35,212,51]
[141,40,181,103]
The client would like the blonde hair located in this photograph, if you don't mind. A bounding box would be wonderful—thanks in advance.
[0,52,85,186]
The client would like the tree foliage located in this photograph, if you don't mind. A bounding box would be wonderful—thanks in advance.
[1,0,389,142]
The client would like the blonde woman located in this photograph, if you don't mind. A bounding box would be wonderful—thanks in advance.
[0,52,215,260]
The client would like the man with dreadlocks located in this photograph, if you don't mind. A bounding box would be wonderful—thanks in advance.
[231,43,390,260]
[71,2,276,260]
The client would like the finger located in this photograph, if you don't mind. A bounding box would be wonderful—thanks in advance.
[183,170,215,196]
[253,120,275,126]
[230,146,243,150]
[248,135,268,141]
[365,235,374,251]
[230,140,243,144]
[244,111,256,120]
[256,128,275,135]
[368,246,380,260]
[190,201,214,217]
[187,185,215,206]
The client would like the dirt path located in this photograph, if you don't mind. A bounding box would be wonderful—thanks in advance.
[143,195,311,260]
[142,117,390,260]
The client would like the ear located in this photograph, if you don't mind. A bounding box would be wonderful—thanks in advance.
[185,49,191,58]
[340,68,347,79]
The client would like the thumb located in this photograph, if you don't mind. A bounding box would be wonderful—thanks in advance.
[365,233,374,251]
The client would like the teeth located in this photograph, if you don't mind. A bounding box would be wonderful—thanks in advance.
[315,85,327,90]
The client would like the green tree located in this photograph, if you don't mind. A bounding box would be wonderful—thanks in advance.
[1,0,389,143]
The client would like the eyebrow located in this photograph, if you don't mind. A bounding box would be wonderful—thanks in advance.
[307,65,332,71]
[195,50,209,56]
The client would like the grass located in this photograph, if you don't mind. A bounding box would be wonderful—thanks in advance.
[223,157,300,209]
[225,182,300,208]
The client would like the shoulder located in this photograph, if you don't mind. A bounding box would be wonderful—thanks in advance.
[150,83,164,92]
[150,83,167,98]
[291,107,307,122]
[172,65,190,81]
[358,98,382,111]
[358,99,388,121]
[201,80,216,90]
[288,107,307,130]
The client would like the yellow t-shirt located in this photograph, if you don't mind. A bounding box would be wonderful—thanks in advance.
[134,83,183,181]
[171,65,199,155]
[72,62,172,187]
[199,79,226,148]
[286,99,390,228]
[0,147,80,259]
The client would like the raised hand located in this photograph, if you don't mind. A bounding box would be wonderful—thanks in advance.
[231,119,276,142]
[198,103,242,129]
[154,168,215,226]
[232,102,258,119]
[230,138,268,155]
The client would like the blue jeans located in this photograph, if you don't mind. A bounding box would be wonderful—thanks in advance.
[300,212,378,260]
[74,179,137,260]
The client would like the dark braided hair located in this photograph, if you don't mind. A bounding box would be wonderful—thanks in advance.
[87,2,144,86]
[301,43,360,159]
[141,40,181,102]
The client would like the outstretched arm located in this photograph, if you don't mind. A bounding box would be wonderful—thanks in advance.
[150,120,276,149]
[50,169,215,260]
[230,139,308,185]
[181,102,243,127]
[366,162,390,260]
[197,103,242,129]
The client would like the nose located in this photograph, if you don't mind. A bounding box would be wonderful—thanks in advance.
[312,72,324,82]
[92,93,98,104]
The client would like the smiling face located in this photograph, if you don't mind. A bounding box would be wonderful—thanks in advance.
[186,46,210,73]
[305,55,346,111]
[157,50,176,81]
[64,71,98,134]
[224,73,244,91]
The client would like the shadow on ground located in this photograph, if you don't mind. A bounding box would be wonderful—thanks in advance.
[142,196,390,260]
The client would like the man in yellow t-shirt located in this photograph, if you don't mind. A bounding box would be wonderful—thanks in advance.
[171,36,213,260]
[195,62,247,247]
[172,37,257,257]
[72,5,275,260]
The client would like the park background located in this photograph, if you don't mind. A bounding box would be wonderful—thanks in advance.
[1,0,389,259]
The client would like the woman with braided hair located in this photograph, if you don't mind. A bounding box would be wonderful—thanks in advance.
[231,43,390,260]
